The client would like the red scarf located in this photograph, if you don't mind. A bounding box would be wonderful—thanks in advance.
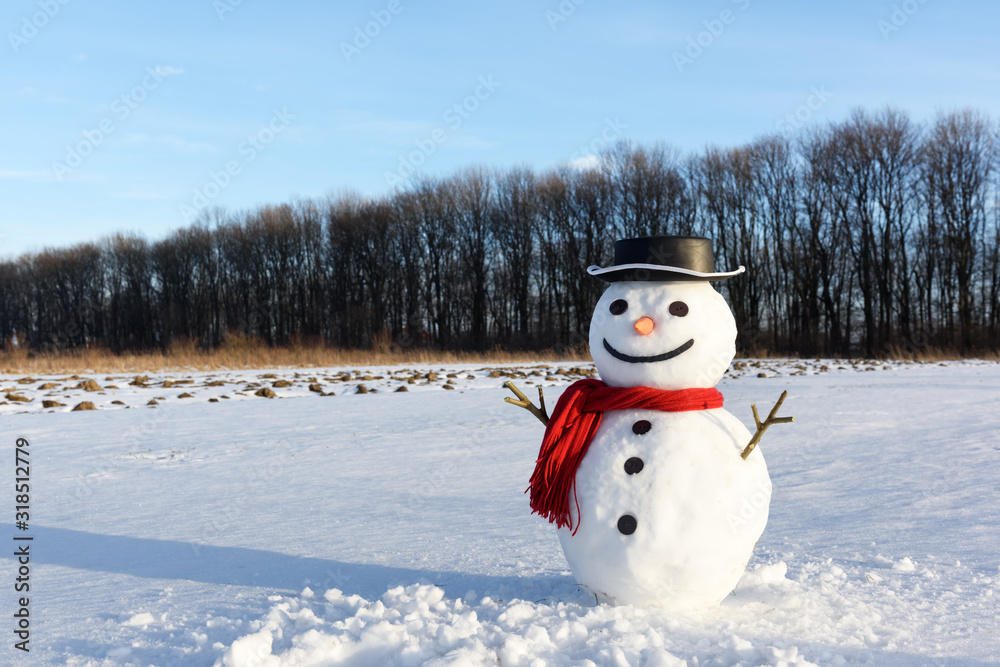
[528,378,723,534]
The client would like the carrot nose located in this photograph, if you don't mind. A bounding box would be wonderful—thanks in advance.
[634,317,654,336]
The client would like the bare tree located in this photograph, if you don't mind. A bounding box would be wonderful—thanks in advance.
[797,126,854,355]
[603,140,694,238]
[492,166,537,346]
[921,109,995,348]
[692,144,766,347]
[827,107,919,356]
[449,167,495,350]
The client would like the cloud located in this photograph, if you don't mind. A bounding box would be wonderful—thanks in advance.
[153,65,184,77]
[112,189,171,200]
[121,133,150,145]
[336,113,432,137]
[565,155,601,171]
[116,133,213,153]
[156,136,215,154]
[450,135,498,150]
[16,87,67,103]
[0,169,50,181]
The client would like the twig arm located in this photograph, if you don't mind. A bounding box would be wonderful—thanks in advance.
[503,381,549,426]
[741,390,794,460]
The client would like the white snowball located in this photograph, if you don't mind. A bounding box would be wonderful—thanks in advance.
[589,281,737,390]
[558,409,770,608]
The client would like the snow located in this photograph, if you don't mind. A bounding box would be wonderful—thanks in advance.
[1,358,999,665]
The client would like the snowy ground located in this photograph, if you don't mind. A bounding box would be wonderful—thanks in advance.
[2,358,999,666]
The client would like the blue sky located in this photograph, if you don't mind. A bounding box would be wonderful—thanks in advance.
[3,0,999,259]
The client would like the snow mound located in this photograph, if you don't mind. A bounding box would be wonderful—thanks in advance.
[219,555,997,666]
[123,611,160,627]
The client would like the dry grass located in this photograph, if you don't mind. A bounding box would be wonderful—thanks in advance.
[758,346,1000,363]
[0,338,593,374]
[2,335,995,375]
[883,343,1000,362]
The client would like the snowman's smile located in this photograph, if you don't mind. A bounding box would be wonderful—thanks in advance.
[602,338,694,364]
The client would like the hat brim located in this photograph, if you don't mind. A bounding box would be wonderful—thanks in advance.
[587,263,746,283]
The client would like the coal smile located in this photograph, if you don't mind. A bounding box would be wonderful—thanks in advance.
[602,338,694,364]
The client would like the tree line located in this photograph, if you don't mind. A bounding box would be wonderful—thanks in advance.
[1,107,998,358]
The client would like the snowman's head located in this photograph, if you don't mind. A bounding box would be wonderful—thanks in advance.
[588,281,737,390]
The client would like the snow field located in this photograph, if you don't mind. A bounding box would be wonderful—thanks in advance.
[1,359,998,665]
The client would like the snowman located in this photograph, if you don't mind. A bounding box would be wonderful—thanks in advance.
[505,236,792,608]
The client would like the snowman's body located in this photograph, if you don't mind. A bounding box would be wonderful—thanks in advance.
[559,408,769,606]
[556,278,771,607]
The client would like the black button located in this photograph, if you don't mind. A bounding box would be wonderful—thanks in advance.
[617,514,637,535]
[624,457,644,475]
[609,299,628,315]
[632,420,651,435]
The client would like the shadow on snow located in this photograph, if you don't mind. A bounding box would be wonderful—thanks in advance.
[4,524,572,602]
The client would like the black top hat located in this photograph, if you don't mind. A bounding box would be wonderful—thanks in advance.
[587,236,745,282]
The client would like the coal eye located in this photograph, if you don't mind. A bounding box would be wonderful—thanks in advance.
[669,301,689,317]
[609,299,628,316]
